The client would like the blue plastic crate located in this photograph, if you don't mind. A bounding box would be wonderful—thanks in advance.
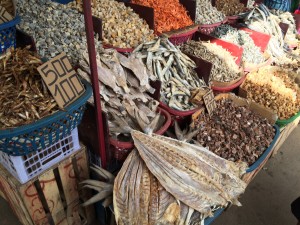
[0,16,20,54]
[246,125,280,173]
[0,79,92,156]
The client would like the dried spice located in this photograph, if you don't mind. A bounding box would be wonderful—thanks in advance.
[131,0,193,33]
[0,47,59,129]
[192,99,275,165]
[215,0,246,16]
[242,66,300,119]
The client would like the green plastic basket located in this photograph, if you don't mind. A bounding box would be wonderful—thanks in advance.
[276,111,300,128]
[0,79,92,156]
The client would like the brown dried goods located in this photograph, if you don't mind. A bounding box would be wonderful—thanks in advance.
[192,99,275,165]
[0,47,59,129]
[215,0,246,16]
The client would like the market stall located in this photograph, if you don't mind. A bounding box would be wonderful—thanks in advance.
[0,0,300,224]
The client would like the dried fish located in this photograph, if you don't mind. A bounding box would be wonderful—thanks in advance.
[195,0,225,25]
[182,40,241,82]
[71,0,155,48]
[0,47,59,129]
[133,37,208,111]
[132,131,247,217]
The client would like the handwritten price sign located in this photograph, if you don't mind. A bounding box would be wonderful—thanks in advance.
[38,53,85,109]
[0,6,13,24]
[203,89,216,116]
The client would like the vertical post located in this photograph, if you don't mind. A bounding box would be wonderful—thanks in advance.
[82,0,107,168]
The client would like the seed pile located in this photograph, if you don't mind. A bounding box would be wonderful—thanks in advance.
[0,47,59,129]
[17,0,99,64]
[216,0,246,16]
[78,48,161,139]
[132,38,207,111]
[192,98,275,165]
[242,66,300,119]
[72,0,155,48]
[182,40,240,82]
[131,0,193,33]
[195,0,225,25]
[211,25,265,65]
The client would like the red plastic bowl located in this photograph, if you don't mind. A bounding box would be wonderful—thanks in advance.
[168,25,199,45]
[198,17,228,35]
[212,75,246,93]
[109,107,171,161]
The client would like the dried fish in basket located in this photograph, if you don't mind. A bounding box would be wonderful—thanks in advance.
[132,37,208,112]
[0,47,59,129]
[195,0,225,25]
[70,0,155,49]
[191,94,277,167]
[181,40,243,85]
[241,66,300,120]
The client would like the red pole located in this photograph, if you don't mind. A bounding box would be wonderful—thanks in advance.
[82,0,107,168]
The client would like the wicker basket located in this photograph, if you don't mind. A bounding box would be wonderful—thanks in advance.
[0,79,92,156]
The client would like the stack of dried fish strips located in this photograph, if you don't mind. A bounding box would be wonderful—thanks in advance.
[243,4,292,64]
[131,0,193,33]
[0,47,59,129]
[17,0,101,64]
[211,25,265,65]
[215,0,246,16]
[71,0,155,48]
[78,48,162,139]
[195,0,225,24]
[182,40,241,83]
[242,66,300,120]
[270,10,298,47]
[192,98,275,165]
[132,38,207,111]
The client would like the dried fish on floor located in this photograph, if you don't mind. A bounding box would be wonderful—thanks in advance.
[132,37,208,111]
[215,0,246,16]
[182,40,241,83]
[191,98,275,165]
[211,25,265,65]
[242,66,300,119]
[78,48,161,139]
[195,0,225,24]
[132,131,247,217]
[0,47,59,129]
[131,0,193,33]
[71,0,155,48]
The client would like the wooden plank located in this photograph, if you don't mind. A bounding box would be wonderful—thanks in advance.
[58,157,79,205]
[38,170,66,225]
[19,182,49,225]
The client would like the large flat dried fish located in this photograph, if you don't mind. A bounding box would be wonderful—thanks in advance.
[132,131,247,217]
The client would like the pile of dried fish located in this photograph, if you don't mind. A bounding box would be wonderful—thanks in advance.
[17,0,100,64]
[78,48,163,139]
[192,98,275,165]
[195,0,225,25]
[215,0,246,16]
[132,0,193,33]
[132,38,207,111]
[182,40,241,82]
[71,0,155,48]
[243,4,291,64]
[211,25,265,65]
[242,66,300,119]
[270,10,298,47]
[0,47,59,129]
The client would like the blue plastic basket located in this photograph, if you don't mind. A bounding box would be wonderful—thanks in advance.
[0,16,20,54]
[205,208,225,225]
[246,125,280,173]
[0,79,92,156]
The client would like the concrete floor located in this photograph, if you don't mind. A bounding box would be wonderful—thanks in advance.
[0,126,299,225]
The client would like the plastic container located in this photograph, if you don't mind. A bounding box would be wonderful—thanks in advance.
[110,107,172,161]
[0,79,92,156]
[276,111,300,128]
[0,128,80,184]
[0,15,20,54]
[167,25,199,45]
[246,124,280,173]
[205,208,225,225]
[51,0,73,4]
[198,17,227,35]
[211,74,246,93]
[226,15,240,25]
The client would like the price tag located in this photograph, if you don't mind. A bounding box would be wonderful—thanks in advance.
[37,52,85,109]
[203,89,216,116]
[0,6,13,24]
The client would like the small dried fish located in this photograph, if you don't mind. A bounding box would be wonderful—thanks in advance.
[195,0,225,24]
